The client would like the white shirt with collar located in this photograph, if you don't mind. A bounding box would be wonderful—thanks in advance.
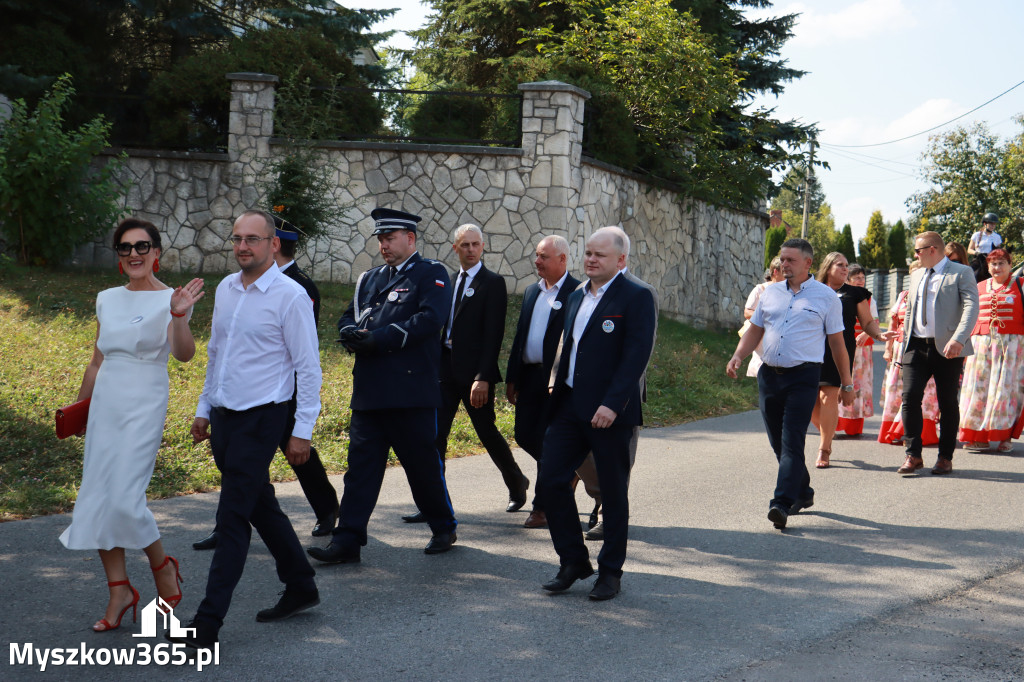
[567,271,622,387]
[278,259,296,272]
[446,260,482,341]
[523,271,569,365]
[196,265,322,439]
[912,256,949,339]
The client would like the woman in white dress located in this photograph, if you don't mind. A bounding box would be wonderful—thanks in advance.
[743,257,783,377]
[60,218,204,632]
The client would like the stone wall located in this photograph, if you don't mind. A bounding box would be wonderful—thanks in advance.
[75,74,767,328]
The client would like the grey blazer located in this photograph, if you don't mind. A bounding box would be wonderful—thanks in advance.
[900,260,979,357]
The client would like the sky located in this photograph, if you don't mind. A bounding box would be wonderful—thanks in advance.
[343,0,1024,243]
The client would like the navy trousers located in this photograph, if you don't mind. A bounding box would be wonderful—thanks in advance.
[538,399,633,576]
[333,407,457,547]
[511,363,549,510]
[196,403,316,628]
[280,396,338,522]
[757,363,820,510]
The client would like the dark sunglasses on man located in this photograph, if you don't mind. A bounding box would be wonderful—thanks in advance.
[115,240,153,256]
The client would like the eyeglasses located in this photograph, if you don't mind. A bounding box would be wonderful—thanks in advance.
[228,235,272,246]
[913,245,934,254]
[116,241,153,256]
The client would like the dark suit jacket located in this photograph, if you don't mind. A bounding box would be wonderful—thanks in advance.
[283,262,321,326]
[444,264,507,386]
[552,273,656,427]
[338,252,450,410]
[506,273,581,386]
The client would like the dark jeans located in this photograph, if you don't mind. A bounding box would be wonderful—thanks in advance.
[334,408,457,547]
[196,403,316,628]
[757,363,820,510]
[537,398,633,576]
[901,336,964,460]
[436,378,527,495]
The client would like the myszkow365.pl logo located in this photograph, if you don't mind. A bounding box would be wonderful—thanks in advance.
[9,597,219,672]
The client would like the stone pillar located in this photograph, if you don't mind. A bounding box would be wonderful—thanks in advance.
[226,72,278,211]
[517,81,591,257]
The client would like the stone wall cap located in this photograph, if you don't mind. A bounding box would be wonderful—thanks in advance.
[100,146,228,161]
[226,72,280,83]
[270,138,524,157]
[518,80,591,99]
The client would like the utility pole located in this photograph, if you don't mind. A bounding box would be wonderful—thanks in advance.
[801,135,816,239]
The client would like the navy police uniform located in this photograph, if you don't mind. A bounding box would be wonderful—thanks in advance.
[317,210,457,557]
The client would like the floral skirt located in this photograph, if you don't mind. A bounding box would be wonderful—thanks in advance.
[958,333,1024,443]
[877,341,940,446]
[838,343,874,435]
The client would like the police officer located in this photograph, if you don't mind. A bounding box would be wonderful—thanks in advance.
[308,208,458,564]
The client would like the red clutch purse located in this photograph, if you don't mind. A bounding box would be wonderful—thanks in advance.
[55,398,91,439]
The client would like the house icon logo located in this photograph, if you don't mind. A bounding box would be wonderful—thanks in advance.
[132,598,196,639]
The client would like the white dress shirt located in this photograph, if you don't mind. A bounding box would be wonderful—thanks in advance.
[523,271,569,365]
[752,277,844,368]
[567,271,621,387]
[446,260,482,342]
[912,256,949,339]
[196,265,322,439]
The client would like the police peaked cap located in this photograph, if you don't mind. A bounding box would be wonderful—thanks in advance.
[272,215,299,241]
[371,208,422,235]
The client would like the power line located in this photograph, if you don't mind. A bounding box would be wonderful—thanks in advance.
[819,145,921,169]
[824,147,919,179]
[826,77,1024,148]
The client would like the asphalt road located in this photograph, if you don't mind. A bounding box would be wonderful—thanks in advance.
[3,348,1023,680]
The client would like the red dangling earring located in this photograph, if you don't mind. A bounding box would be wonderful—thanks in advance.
[119,262,124,275]
[153,260,160,273]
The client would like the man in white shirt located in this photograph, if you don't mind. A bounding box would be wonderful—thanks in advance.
[727,238,853,530]
[175,210,322,649]
[505,236,580,528]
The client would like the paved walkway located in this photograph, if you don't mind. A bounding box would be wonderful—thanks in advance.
[3,348,1024,680]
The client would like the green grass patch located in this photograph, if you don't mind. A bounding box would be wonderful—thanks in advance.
[0,266,756,519]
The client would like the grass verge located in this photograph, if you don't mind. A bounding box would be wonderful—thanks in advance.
[0,265,757,519]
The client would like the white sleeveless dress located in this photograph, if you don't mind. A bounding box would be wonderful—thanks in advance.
[60,286,176,550]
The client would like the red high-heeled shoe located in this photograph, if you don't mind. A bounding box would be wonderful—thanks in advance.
[93,580,140,632]
[152,555,183,609]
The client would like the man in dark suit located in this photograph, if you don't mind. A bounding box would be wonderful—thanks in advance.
[192,218,339,552]
[403,224,528,522]
[574,225,659,541]
[896,230,979,475]
[537,227,657,601]
[308,208,458,564]
[506,235,580,529]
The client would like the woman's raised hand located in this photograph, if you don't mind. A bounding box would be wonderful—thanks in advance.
[171,278,205,316]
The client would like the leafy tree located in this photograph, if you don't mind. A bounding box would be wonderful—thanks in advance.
[907,122,1022,253]
[887,219,908,268]
[764,224,786,269]
[0,76,125,266]
[772,164,824,215]
[857,210,889,269]
[410,0,811,206]
[836,224,856,263]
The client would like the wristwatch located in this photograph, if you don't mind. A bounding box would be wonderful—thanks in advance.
[841,384,855,392]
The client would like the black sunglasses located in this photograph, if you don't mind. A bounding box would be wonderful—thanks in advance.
[116,240,153,256]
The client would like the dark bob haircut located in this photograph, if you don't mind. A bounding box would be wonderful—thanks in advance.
[112,218,162,251]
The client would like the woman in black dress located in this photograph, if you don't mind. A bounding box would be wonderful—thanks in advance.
[811,252,885,468]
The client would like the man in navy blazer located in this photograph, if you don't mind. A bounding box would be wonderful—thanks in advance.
[308,208,458,564]
[506,235,580,528]
[537,227,657,601]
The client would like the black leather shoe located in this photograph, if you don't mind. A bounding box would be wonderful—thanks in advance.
[542,562,595,592]
[307,542,360,564]
[424,532,457,554]
[584,521,604,541]
[401,511,427,523]
[588,502,602,529]
[588,572,621,601]
[166,619,219,650]
[312,509,338,537]
[768,505,788,530]
[256,588,320,622]
[192,531,218,551]
[789,496,814,515]
[506,476,529,512]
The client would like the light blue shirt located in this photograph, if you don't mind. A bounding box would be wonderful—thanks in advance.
[751,277,844,368]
